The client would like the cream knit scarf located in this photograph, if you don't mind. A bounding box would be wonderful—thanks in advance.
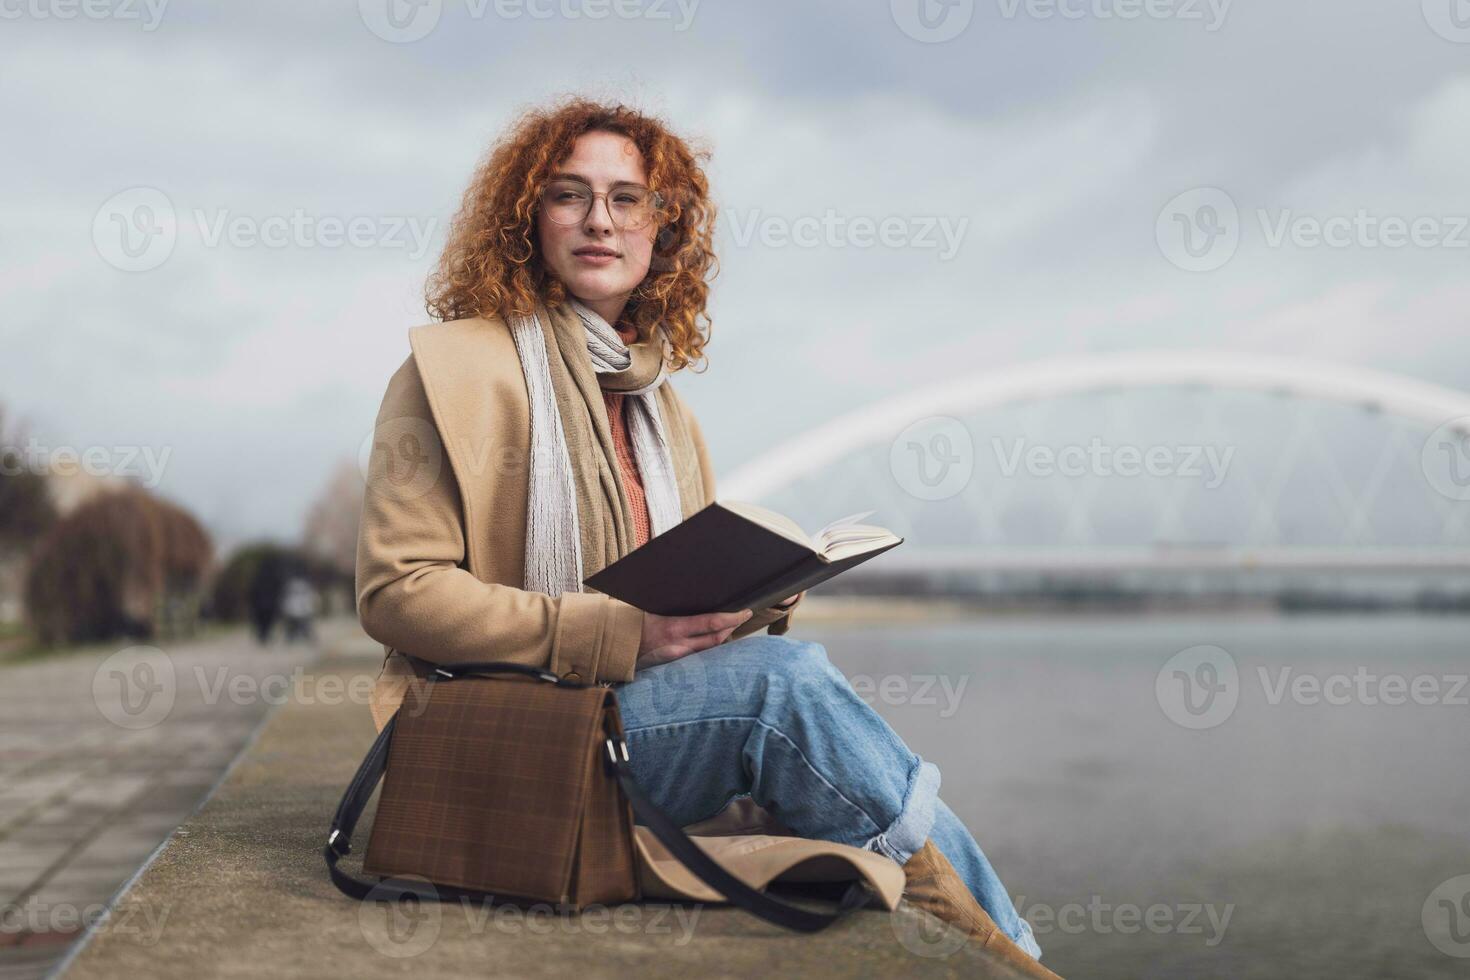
[508,297,684,598]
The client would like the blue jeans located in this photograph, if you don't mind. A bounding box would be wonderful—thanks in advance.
[612,633,1041,959]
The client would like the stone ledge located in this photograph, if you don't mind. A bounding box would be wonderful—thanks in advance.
[61,652,1035,979]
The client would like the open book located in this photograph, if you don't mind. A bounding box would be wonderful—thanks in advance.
[582,500,904,617]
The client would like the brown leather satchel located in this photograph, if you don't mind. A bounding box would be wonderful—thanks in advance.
[324,657,874,931]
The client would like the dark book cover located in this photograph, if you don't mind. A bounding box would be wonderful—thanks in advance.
[582,501,903,616]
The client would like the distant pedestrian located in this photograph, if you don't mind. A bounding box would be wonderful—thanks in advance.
[247,552,289,645]
[281,576,317,644]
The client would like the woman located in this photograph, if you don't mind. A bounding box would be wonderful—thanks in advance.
[356,96,1046,971]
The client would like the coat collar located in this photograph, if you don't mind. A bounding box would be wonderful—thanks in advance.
[406,315,525,577]
[404,314,708,580]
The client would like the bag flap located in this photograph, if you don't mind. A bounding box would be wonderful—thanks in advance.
[361,674,613,903]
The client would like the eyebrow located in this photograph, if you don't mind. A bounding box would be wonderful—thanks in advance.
[550,172,649,189]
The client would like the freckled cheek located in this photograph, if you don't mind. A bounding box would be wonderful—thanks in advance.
[623,236,656,273]
[536,218,568,266]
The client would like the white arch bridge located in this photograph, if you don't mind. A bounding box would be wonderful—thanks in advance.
[717,350,1470,579]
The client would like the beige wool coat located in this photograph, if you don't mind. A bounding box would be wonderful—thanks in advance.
[357,314,801,731]
[351,313,910,914]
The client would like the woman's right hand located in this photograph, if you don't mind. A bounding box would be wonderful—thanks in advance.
[636,608,753,670]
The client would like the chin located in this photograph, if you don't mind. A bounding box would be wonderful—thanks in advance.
[562,268,634,301]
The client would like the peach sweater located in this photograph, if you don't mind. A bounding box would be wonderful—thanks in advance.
[602,389,651,549]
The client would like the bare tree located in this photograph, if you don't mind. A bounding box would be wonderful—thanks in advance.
[0,406,55,551]
[301,459,363,613]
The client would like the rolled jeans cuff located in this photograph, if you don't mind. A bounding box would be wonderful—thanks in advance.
[861,757,940,866]
[1014,916,1044,959]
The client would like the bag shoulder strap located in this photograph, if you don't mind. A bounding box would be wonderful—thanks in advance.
[324,659,869,931]
[603,733,870,932]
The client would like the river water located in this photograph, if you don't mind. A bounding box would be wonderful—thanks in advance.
[801,612,1469,979]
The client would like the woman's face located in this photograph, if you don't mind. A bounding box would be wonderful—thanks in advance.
[536,130,657,326]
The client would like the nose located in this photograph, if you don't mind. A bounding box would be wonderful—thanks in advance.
[582,194,616,236]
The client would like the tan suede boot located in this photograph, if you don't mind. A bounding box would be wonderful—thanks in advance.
[900,840,1063,979]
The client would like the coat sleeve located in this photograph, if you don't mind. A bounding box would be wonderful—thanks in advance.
[355,355,644,685]
[678,396,801,641]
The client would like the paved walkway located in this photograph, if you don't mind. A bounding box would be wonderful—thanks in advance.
[0,621,357,980]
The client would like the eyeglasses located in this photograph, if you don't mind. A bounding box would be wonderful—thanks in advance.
[539,178,663,231]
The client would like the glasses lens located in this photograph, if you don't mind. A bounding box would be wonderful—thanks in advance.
[610,185,655,230]
[542,180,592,226]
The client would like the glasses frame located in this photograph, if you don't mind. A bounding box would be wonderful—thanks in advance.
[539,178,665,231]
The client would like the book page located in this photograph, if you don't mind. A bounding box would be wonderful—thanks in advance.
[720,500,900,561]
[720,499,812,548]
[813,510,901,561]
[814,510,876,539]
[819,526,903,562]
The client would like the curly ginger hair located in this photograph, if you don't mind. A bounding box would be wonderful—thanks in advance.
[425,96,719,373]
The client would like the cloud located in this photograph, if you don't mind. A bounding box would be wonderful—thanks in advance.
[1,7,1466,542]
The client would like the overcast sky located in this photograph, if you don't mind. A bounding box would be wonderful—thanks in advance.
[2,0,1468,546]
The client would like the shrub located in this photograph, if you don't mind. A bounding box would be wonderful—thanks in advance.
[24,488,212,646]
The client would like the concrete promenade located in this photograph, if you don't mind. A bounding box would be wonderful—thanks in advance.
[51,620,1032,979]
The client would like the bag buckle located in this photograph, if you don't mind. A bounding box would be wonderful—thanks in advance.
[603,736,629,774]
[326,828,351,858]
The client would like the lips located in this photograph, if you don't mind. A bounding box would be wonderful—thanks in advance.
[572,246,619,258]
